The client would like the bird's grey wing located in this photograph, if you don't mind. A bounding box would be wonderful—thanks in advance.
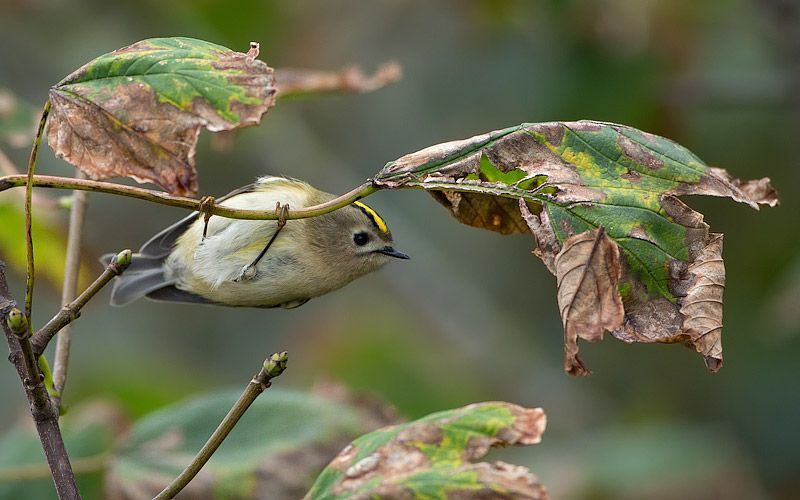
[145,285,218,305]
[138,183,258,258]
[146,286,299,308]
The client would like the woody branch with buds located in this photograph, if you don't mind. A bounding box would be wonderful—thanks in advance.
[0,37,404,499]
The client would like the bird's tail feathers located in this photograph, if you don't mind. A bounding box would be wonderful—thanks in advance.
[100,252,175,306]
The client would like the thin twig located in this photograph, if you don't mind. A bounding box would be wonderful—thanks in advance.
[51,171,89,405]
[24,101,51,328]
[154,352,288,500]
[275,62,402,97]
[0,174,379,221]
[1,261,80,499]
[31,250,131,357]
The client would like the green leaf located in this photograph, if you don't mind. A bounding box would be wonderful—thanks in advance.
[46,37,276,195]
[375,121,778,374]
[106,387,382,499]
[0,402,125,500]
[307,402,547,499]
[0,202,91,287]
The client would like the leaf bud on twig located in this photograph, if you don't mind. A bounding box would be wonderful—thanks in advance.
[263,351,288,378]
[7,307,29,339]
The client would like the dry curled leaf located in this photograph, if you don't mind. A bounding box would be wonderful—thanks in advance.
[555,228,624,376]
[46,37,276,196]
[307,402,548,499]
[375,120,778,374]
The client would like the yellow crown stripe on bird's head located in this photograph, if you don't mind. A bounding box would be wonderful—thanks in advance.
[353,201,388,233]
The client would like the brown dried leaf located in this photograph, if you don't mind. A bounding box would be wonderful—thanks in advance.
[679,233,725,371]
[46,37,276,195]
[555,228,625,376]
[607,198,726,372]
[376,121,778,374]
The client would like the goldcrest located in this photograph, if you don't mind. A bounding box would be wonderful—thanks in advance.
[102,176,409,308]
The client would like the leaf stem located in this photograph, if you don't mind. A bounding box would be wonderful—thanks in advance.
[154,352,288,500]
[31,250,131,357]
[0,174,379,220]
[51,172,89,407]
[24,101,51,329]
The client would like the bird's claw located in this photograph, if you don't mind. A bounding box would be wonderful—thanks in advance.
[234,264,258,282]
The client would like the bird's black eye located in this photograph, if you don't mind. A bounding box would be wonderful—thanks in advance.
[353,232,370,246]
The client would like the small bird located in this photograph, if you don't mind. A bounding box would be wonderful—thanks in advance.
[102,176,409,309]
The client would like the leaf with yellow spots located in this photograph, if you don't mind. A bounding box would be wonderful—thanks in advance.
[375,120,778,374]
[46,37,276,196]
[307,402,547,499]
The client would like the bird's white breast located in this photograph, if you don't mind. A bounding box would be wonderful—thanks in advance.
[164,180,320,306]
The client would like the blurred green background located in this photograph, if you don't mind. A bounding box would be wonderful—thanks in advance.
[1,0,799,498]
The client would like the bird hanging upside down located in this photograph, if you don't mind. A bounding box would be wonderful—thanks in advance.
[102,176,409,309]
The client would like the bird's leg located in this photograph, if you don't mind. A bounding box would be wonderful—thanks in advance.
[234,202,290,282]
[198,196,216,242]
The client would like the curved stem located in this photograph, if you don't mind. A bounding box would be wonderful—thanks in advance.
[0,174,379,220]
[154,352,288,500]
[24,101,51,327]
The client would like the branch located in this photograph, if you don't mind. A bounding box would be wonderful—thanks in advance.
[154,351,288,500]
[31,250,131,357]
[24,101,51,327]
[51,172,89,405]
[0,261,80,499]
[275,62,402,97]
[0,174,379,221]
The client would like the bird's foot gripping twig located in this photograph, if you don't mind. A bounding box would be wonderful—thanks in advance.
[234,202,290,282]
[198,196,216,241]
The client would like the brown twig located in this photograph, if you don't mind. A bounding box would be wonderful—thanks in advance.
[275,62,402,97]
[0,261,80,499]
[31,250,131,357]
[154,352,288,500]
[24,101,51,328]
[0,174,379,221]
[51,171,89,405]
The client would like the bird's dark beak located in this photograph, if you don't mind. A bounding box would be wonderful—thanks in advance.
[378,246,410,260]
